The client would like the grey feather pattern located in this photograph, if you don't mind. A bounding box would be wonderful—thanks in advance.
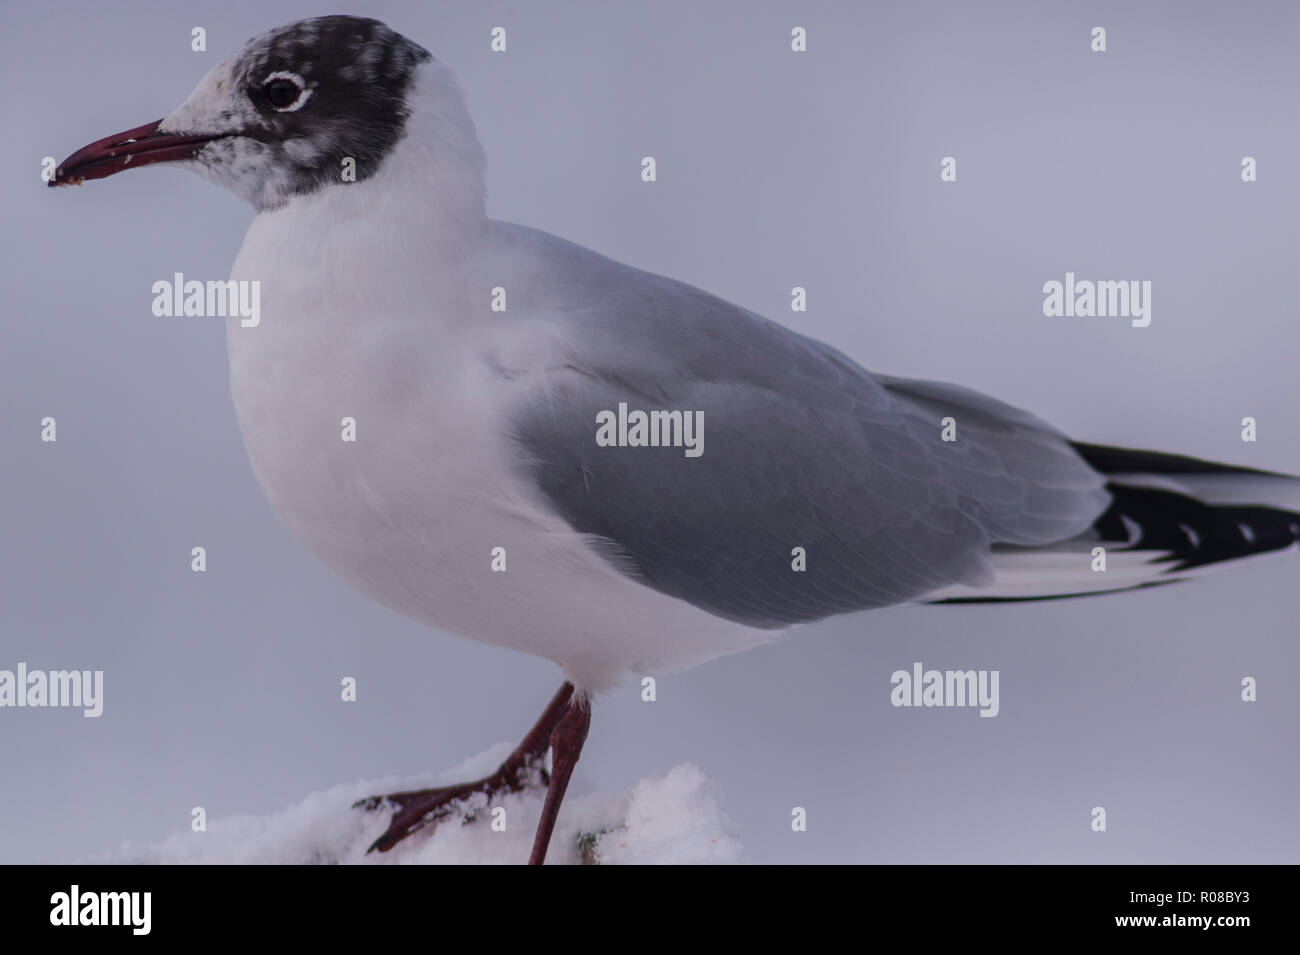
[504,224,1110,628]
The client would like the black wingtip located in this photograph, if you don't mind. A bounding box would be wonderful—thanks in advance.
[1070,441,1294,479]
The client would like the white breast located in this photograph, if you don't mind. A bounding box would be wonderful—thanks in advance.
[221,81,773,690]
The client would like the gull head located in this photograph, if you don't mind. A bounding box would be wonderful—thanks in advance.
[49,16,445,211]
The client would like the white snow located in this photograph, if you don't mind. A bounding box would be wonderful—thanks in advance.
[98,745,742,865]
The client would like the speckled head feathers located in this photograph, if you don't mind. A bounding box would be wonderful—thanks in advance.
[159,16,435,210]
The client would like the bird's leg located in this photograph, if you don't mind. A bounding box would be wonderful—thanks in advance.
[355,682,575,854]
[527,693,591,865]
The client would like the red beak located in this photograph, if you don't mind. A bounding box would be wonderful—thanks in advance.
[48,120,224,187]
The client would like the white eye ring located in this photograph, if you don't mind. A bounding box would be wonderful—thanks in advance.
[262,70,313,112]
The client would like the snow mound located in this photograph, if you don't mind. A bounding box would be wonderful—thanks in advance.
[101,745,742,865]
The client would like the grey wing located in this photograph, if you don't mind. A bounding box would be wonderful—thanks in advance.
[505,238,1110,629]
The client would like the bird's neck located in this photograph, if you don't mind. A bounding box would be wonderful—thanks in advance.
[391,59,490,240]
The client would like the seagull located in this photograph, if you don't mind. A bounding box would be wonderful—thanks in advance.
[51,15,1300,864]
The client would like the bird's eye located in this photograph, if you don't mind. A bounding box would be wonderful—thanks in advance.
[263,77,304,110]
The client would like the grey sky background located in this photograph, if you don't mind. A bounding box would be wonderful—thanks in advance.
[2,0,1298,863]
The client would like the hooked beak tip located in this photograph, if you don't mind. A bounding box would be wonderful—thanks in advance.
[48,119,223,188]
